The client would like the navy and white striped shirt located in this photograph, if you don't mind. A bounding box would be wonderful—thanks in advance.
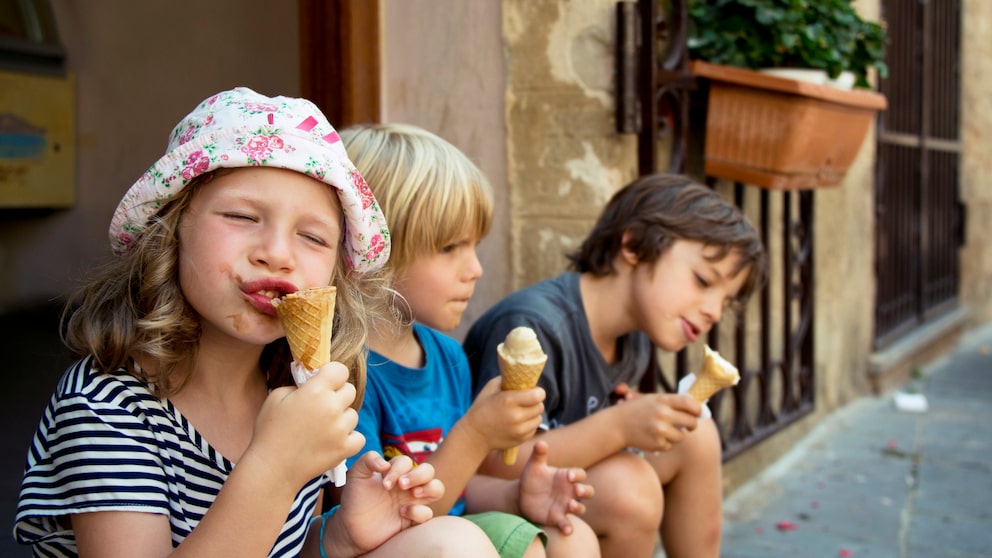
[14,356,324,557]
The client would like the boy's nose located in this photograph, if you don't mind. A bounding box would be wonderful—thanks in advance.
[464,248,483,281]
[700,291,723,324]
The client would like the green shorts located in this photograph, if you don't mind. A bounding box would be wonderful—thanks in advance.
[463,511,547,558]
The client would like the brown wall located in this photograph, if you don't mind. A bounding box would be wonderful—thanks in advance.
[0,1,300,310]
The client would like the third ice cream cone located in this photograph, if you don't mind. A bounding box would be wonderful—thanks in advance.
[687,345,740,402]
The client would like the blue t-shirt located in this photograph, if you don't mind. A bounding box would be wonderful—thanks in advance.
[349,323,472,516]
[14,356,324,557]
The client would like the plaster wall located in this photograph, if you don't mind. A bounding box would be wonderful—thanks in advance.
[379,0,509,342]
[0,1,300,311]
[960,0,992,325]
[502,0,638,289]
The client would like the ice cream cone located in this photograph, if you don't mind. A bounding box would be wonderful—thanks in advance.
[272,286,364,409]
[274,286,336,371]
[497,327,547,465]
[687,345,740,403]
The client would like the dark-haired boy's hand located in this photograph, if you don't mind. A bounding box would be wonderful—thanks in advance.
[616,392,702,452]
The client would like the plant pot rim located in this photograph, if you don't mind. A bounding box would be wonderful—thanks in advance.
[689,60,887,111]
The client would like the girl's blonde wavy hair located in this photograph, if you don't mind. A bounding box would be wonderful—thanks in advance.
[62,173,388,397]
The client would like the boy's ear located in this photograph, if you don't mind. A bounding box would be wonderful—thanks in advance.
[620,230,639,267]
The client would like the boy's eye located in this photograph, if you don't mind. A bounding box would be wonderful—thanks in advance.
[441,241,466,254]
[694,273,711,288]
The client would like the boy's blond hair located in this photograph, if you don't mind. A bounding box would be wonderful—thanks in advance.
[341,124,493,276]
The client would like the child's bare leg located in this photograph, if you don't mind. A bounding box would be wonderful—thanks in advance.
[365,515,499,557]
[648,418,723,558]
[522,536,547,558]
[544,514,600,558]
[582,451,662,558]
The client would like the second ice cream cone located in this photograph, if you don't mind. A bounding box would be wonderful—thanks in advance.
[497,327,547,465]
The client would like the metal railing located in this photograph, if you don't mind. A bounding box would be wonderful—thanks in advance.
[616,0,815,461]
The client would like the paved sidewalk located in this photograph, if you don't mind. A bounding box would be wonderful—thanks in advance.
[718,323,992,557]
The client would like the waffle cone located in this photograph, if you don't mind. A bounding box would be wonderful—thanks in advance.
[687,345,740,403]
[497,348,547,465]
[274,286,336,371]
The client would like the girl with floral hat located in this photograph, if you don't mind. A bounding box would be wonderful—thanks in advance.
[14,88,498,558]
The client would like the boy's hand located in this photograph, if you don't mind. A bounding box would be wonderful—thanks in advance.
[518,440,593,534]
[330,452,444,556]
[250,362,364,485]
[617,392,702,452]
[463,376,545,451]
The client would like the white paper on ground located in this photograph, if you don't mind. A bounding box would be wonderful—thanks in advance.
[677,373,712,419]
[290,361,348,487]
[892,391,929,413]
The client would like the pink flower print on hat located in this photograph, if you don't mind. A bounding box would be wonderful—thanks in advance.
[107,87,390,272]
[240,134,286,165]
[181,151,211,181]
[353,171,375,210]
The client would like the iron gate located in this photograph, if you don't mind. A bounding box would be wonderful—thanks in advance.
[616,0,815,461]
[874,0,964,347]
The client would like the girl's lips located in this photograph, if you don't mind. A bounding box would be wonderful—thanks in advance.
[245,291,280,316]
[241,278,299,317]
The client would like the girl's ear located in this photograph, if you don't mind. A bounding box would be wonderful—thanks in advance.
[620,230,639,267]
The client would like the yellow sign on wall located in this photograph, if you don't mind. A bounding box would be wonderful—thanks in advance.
[0,70,75,208]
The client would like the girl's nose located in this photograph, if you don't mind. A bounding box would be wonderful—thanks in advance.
[251,230,296,271]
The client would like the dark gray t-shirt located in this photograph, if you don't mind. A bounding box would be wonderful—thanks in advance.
[464,272,651,428]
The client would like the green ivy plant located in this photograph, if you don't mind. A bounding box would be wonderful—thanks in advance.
[687,0,889,88]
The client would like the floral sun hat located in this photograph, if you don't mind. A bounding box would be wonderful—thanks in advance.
[109,87,390,272]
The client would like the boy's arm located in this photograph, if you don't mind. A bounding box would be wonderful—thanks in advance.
[425,377,544,515]
[477,406,630,477]
[478,390,702,478]
[461,474,522,515]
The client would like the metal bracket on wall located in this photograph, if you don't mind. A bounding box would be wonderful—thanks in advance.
[614,0,697,174]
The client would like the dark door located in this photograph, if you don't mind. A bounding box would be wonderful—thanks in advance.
[874,0,964,347]
[298,0,380,127]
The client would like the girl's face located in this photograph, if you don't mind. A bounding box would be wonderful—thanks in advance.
[177,167,342,348]
[629,239,750,352]
[395,234,483,332]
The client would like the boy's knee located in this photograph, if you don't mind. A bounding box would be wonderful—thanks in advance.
[686,419,722,464]
[591,452,664,530]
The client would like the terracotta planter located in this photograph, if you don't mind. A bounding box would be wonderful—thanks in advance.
[690,60,887,190]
